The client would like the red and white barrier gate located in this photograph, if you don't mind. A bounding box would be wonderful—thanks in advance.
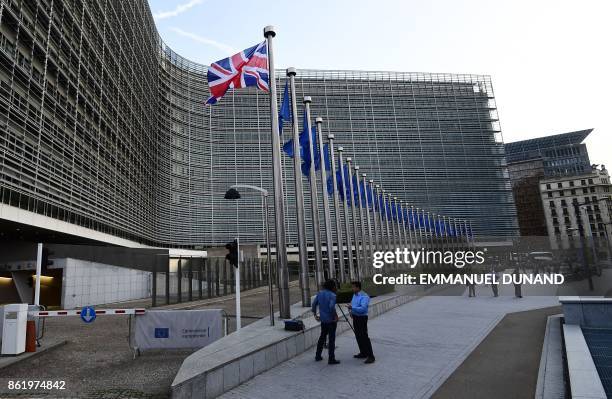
[29,308,146,317]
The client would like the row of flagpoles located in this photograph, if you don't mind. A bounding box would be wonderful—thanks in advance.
[279,70,474,307]
[207,27,474,318]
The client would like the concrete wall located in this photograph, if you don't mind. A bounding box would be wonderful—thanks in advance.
[560,297,612,328]
[59,258,151,309]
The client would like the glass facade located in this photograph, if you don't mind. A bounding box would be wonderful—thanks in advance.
[0,0,518,248]
[505,129,592,177]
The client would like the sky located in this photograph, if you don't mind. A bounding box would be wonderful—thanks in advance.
[148,0,612,168]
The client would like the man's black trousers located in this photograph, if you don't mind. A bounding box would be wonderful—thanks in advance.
[353,315,374,358]
[316,322,337,359]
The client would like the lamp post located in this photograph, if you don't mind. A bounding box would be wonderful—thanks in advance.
[225,185,275,326]
[571,199,594,291]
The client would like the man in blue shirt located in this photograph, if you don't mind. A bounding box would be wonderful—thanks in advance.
[312,279,340,364]
[348,281,375,364]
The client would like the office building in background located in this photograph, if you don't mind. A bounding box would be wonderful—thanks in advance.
[505,129,593,236]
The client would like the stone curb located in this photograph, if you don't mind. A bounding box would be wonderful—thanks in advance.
[0,340,68,371]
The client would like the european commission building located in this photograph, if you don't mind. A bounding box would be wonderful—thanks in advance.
[0,0,518,250]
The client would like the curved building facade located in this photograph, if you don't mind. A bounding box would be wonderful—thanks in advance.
[0,0,518,249]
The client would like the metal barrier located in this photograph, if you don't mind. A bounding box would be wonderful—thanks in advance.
[156,258,274,306]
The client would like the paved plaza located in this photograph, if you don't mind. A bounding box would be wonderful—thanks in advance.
[221,285,559,399]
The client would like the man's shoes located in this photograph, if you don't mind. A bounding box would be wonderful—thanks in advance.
[328,359,340,365]
[354,353,367,359]
[364,357,375,364]
[315,356,323,362]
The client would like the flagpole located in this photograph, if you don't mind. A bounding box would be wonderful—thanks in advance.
[468,220,474,249]
[388,194,397,269]
[328,134,346,283]
[393,197,403,252]
[435,214,443,252]
[375,185,384,252]
[286,68,310,307]
[371,180,380,253]
[432,213,438,251]
[315,117,335,280]
[424,210,431,251]
[263,26,290,319]
[426,211,434,255]
[406,202,414,250]
[464,219,470,250]
[421,208,429,266]
[354,165,367,277]
[389,194,397,251]
[338,147,355,280]
[453,218,460,250]
[383,191,392,253]
[401,201,409,251]
[413,206,422,250]
[362,174,374,277]
[346,157,360,280]
[303,96,324,289]
[442,215,450,251]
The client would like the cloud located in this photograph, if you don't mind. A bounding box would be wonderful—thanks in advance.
[169,27,237,54]
[154,0,203,21]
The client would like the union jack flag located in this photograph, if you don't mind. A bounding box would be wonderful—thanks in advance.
[206,41,269,105]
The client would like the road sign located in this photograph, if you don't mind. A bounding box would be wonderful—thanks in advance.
[80,306,96,323]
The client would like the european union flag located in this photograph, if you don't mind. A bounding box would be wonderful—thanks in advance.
[283,109,320,177]
[278,82,291,134]
[323,143,331,172]
[352,175,360,204]
[337,163,352,204]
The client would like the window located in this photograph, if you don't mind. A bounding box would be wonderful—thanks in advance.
[546,183,551,190]
[547,192,553,198]
[549,201,555,208]
[557,182,563,188]
[581,179,586,186]
[588,178,594,184]
[570,181,575,187]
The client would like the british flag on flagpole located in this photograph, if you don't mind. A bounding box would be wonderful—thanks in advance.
[205,41,269,105]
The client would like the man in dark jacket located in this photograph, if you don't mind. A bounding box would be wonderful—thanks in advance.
[312,279,340,364]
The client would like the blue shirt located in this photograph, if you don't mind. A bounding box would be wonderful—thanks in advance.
[312,289,337,323]
[350,291,370,316]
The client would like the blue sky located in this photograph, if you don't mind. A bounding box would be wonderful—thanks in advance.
[149,0,611,168]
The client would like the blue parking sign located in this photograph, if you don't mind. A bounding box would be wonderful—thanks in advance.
[80,306,96,323]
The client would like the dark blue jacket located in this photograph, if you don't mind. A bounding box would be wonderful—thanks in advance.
[312,289,337,323]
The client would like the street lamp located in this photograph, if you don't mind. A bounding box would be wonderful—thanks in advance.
[224,184,275,326]
[570,199,595,291]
